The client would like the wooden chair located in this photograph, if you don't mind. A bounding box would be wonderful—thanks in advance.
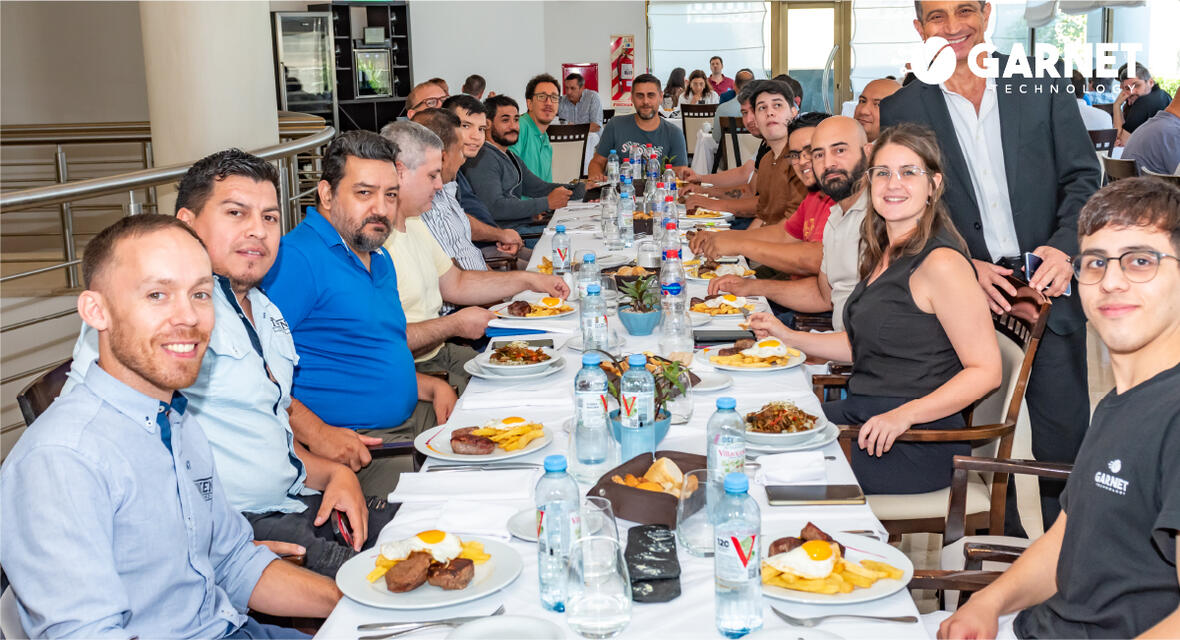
[1093,102,1115,118]
[1088,128,1117,153]
[546,123,591,183]
[909,455,1072,608]
[16,359,73,427]
[1101,155,1139,184]
[602,108,615,122]
[680,103,718,164]
[819,276,1051,537]
[713,116,761,173]
[1144,167,1180,186]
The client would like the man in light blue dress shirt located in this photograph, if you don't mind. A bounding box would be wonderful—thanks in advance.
[60,150,397,576]
[0,214,339,638]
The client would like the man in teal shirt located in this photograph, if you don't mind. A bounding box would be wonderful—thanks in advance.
[510,73,560,182]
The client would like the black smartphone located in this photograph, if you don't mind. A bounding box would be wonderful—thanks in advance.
[1024,251,1072,296]
[693,329,755,347]
[765,484,866,506]
[827,361,853,375]
[492,339,555,349]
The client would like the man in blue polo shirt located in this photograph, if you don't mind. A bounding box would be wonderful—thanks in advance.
[263,131,456,498]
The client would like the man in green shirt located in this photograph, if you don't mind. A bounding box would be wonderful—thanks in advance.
[510,73,560,182]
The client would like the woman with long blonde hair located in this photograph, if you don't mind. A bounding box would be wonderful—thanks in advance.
[749,123,1001,493]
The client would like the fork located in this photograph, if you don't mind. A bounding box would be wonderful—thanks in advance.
[358,605,506,639]
[772,607,917,628]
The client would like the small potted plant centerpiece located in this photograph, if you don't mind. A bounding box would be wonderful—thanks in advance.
[617,275,662,336]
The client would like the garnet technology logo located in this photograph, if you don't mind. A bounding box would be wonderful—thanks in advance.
[905,37,1142,87]
[911,36,958,84]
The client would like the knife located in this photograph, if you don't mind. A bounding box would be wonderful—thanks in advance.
[426,463,541,472]
[357,605,505,631]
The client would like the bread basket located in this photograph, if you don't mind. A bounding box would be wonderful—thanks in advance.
[587,450,708,528]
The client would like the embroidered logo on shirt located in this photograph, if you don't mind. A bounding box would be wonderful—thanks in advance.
[1094,460,1129,496]
[269,316,291,335]
[193,476,214,502]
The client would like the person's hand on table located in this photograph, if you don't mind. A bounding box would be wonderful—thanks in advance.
[308,424,380,471]
[450,306,496,340]
[747,311,791,342]
[679,168,700,183]
[938,594,1001,640]
[692,229,737,259]
[683,193,718,214]
[673,166,694,180]
[420,375,457,424]
[547,187,573,211]
[530,273,571,298]
[1028,245,1072,297]
[972,259,1018,315]
[314,465,369,551]
[496,228,523,255]
[857,407,914,457]
[707,274,758,297]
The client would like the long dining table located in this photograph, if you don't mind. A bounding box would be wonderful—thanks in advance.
[314,204,930,639]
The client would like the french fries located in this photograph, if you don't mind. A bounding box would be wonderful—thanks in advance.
[708,353,794,368]
[470,423,546,451]
[762,558,904,595]
[459,540,491,564]
[524,304,573,317]
[535,257,553,274]
[690,302,756,315]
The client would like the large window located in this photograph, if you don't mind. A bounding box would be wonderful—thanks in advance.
[648,1,771,85]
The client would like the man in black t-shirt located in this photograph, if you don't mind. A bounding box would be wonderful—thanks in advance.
[1115,62,1173,146]
[939,178,1180,640]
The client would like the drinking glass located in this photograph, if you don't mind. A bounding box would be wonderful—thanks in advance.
[657,310,694,366]
[599,276,620,316]
[636,241,660,269]
[676,469,713,557]
[602,211,623,250]
[566,536,632,639]
[662,363,694,425]
[581,496,619,541]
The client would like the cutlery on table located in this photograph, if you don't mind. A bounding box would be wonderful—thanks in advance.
[426,463,541,473]
[772,606,917,628]
[357,605,505,638]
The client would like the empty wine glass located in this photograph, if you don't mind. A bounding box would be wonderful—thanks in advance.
[581,496,619,541]
[566,535,632,639]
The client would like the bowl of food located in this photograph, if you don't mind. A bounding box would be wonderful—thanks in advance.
[479,341,556,376]
[743,400,822,445]
[602,264,655,285]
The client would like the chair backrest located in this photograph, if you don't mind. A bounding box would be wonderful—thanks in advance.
[16,359,73,427]
[1088,128,1117,152]
[1144,167,1180,187]
[602,108,615,122]
[546,123,590,183]
[1101,155,1140,183]
[680,103,718,160]
[971,276,1051,433]
[1093,102,1115,117]
[945,456,1072,546]
[713,116,761,172]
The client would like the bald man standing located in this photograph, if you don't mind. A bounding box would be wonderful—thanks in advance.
[854,78,902,142]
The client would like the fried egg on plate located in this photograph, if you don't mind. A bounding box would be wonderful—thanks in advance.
[379,530,463,564]
[537,296,565,309]
[705,294,749,309]
[765,540,840,579]
[483,416,530,430]
[740,338,790,359]
[713,264,749,277]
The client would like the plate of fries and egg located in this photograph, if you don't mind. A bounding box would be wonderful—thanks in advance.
[761,524,912,605]
[491,297,575,319]
[697,338,806,371]
[415,418,551,462]
[688,294,758,317]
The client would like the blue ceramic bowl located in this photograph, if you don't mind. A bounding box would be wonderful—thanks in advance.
[617,307,662,336]
[608,409,672,447]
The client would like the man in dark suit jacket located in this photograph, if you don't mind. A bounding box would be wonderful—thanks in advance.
[880,0,1101,532]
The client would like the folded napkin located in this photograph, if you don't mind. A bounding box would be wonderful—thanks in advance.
[488,318,574,334]
[389,469,540,503]
[486,326,549,338]
[461,382,569,410]
[753,450,827,485]
[434,500,520,541]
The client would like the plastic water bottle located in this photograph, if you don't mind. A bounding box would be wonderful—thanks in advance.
[663,163,677,186]
[580,282,610,350]
[659,236,687,314]
[536,454,581,612]
[646,153,661,182]
[642,180,660,222]
[713,472,763,638]
[617,191,635,249]
[606,149,621,185]
[619,353,656,461]
[706,397,746,484]
[577,252,601,299]
[572,352,616,484]
[629,146,644,178]
[663,195,679,228]
[552,225,571,275]
[622,158,633,182]
[619,175,635,203]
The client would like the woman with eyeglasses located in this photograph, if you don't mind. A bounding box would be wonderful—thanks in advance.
[679,69,719,107]
[749,123,1002,494]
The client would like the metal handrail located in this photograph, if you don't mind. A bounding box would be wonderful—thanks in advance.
[1,126,334,213]
[0,112,329,146]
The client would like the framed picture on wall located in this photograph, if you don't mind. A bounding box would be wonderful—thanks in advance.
[354,49,393,99]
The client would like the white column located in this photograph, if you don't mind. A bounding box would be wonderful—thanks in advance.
[139,1,279,213]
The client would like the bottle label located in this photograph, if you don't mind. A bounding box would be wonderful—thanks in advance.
[553,247,569,268]
[537,505,582,554]
[661,282,683,296]
[713,437,746,475]
[576,391,608,427]
[715,532,759,581]
[620,392,653,426]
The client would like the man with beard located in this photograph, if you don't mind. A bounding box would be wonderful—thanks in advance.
[698,112,834,281]
[853,77,902,143]
[711,116,869,329]
[380,120,568,391]
[462,95,580,240]
[60,150,394,577]
[263,131,457,499]
[587,74,691,182]
[510,73,561,181]
[880,0,1101,531]
[0,214,340,638]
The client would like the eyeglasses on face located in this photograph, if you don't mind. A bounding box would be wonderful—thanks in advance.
[411,95,448,110]
[867,165,928,183]
[786,149,811,162]
[532,93,560,104]
[1073,250,1179,285]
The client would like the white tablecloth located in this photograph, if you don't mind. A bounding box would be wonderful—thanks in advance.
[316,208,928,639]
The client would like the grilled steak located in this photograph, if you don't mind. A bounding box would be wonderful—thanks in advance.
[451,428,496,455]
[427,557,475,590]
[717,338,755,357]
[768,536,804,556]
[689,296,705,307]
[800,522,845,556]
[506,300,532,317]
[384,551,431,593]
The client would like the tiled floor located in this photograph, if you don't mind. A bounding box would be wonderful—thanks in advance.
[902,325,1114,613]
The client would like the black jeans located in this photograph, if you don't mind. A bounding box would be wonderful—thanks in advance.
[823,394,969,495]
[245,494,399,577]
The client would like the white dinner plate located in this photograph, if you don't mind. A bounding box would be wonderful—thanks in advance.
[507,508,539,542]
[684,209,735,220]
[680,219,731,230]
[475,347,558,376]
[691,369,733,392]
[415,423,553,462]
[761,532,914,605]
[688,310,753,324]
[696,345,807,372]
[565,331,625,354]
[336,538,522,610]
[746,626,843,640]
[447,616,565,639]
[490,301,576,320]
[463,357,566,382]
[686,270,756,283]
[745,422,839,453]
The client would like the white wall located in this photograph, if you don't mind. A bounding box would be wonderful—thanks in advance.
[542,1,647,101]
